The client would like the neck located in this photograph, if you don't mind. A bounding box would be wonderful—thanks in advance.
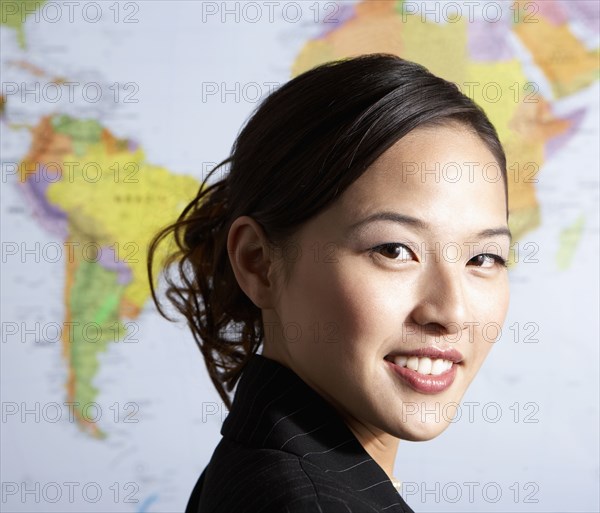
[338,411,400,480]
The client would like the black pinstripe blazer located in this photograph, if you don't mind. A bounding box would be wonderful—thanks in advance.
[185,353,415,513]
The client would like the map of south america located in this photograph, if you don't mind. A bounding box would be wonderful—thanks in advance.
[17,114,199,437]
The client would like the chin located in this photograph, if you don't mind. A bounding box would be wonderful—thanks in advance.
[397,419,452,442]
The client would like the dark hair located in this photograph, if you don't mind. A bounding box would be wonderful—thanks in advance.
[147,53,507,409]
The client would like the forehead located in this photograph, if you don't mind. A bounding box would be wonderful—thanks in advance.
[335,124,507,234]
[363,123,499,182]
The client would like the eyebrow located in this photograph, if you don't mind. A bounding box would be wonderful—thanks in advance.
[347,211,513,242]
[475,227,513,242]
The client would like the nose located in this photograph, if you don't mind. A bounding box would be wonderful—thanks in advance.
[410,262,470,336]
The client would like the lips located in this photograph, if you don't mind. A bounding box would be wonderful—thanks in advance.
[384,347,463,394]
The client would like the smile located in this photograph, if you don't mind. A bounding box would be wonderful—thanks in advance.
[387,355,453,375]
[384,348,463,394]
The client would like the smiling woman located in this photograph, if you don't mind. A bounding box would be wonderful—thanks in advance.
[147,54,510,513]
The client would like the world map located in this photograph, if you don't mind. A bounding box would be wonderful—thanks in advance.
[2,1,598,512]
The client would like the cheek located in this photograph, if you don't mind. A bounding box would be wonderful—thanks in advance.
[468,280,510,366]
[339,271,407,338]
[310,261,416,354]
[282,257,412,356]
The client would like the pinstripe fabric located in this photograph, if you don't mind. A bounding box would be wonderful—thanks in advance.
[186,354,414,513]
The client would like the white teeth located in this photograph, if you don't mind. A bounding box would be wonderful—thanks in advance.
[417,357,432,375]
[392,355,454,375]
[431,359,446,375]
[406,356,419,371]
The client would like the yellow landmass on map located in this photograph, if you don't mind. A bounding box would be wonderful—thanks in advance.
[513,10,599,98]
[400,9,469,86]
[292,1,404,76]
[46,139,200,310]
[465,61,524,143]
[505,94,574,240]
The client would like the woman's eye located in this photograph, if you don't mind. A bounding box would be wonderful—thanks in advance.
[468,253,507,269]
[370,243,415,262]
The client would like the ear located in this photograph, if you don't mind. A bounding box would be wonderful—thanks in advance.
[227,215,278,309]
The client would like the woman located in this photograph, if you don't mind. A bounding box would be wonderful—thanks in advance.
[148,54,511,512]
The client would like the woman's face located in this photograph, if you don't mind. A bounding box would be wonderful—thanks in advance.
[263,123,510,441]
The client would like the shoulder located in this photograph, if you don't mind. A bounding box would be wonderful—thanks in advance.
[195,441,377,513]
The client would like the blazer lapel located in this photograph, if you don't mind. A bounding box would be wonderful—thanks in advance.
[221,353,413,512]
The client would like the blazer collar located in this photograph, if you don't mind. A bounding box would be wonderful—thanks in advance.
[221,353,413,512]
